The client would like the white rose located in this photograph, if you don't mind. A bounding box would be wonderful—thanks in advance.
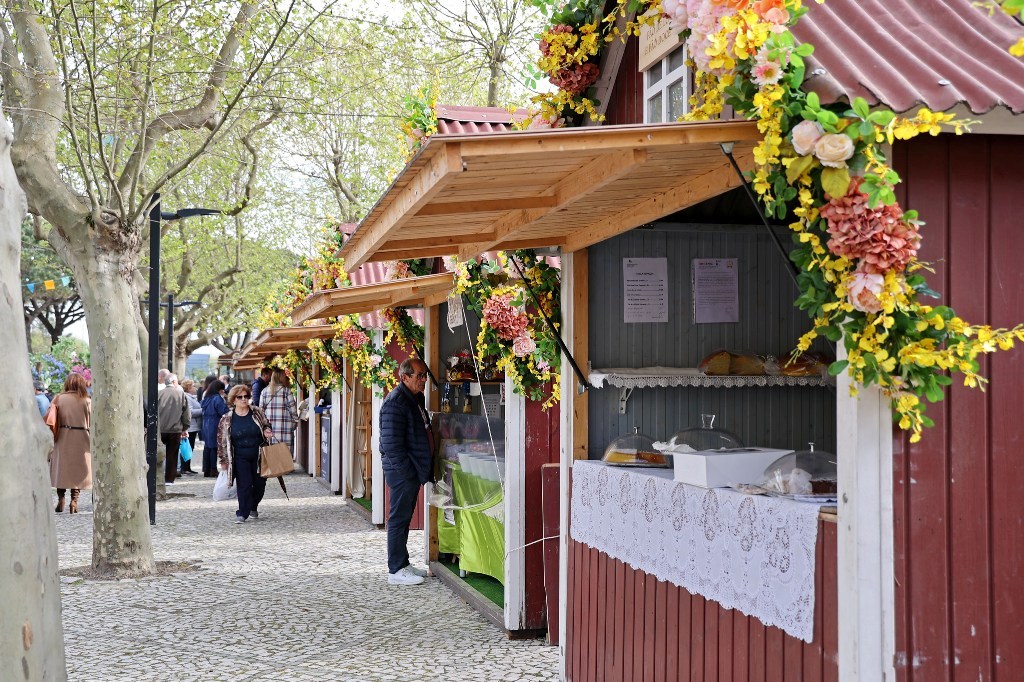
[814,133,855,168]
[790,120,823,156]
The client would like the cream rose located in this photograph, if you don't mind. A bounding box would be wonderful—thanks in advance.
[790,120,823,156]
[814,133,855,168]
[512,333,536,358]
[847,271,885,314]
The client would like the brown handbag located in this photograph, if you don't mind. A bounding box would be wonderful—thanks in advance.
[259,441,294,478]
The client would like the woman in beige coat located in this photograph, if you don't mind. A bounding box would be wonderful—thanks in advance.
[47,372,92,513]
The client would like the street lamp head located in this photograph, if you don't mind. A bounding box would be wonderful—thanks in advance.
[161,208,223,220]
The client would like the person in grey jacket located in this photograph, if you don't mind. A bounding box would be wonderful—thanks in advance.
[379,357,434,585]
[157,373,190,486]
[180,379,202,475]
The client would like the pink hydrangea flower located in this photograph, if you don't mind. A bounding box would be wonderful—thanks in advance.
[821,178,921,274]
[483,292,529,341]
[341,327,370,348]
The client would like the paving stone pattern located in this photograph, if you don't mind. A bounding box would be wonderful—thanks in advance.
[56,456,559,682]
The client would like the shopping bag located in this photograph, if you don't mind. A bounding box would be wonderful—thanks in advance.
[179,438,193,463]
[259,441,294,478]
[212,470,236,501]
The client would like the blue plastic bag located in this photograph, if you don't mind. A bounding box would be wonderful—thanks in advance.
[180,438,193,463]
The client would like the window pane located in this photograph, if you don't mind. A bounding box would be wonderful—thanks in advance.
[668,45,686,72]
[647,92,663,123]
[668,79,687,120]
[647,61,663,87]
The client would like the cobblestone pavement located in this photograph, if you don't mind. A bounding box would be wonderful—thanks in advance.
[55,461,560,682]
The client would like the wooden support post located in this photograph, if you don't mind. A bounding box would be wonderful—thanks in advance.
[425,304,441,568]
[558,248,588,674]
[312,361,321,478]
[836,343,896,681]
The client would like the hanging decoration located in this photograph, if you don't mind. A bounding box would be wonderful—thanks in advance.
[24,275,73,293]
[524,0,1024,440]
[452,251,561,409]
[332,315,399,396]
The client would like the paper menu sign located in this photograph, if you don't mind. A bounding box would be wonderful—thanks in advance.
[692,258,739,323]
[623,257,668,323]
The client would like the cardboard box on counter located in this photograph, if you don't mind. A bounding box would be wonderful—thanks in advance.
[672,447,793,488]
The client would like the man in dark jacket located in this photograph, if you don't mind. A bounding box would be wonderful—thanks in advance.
[379,357,434,585]
[251,367,271,406]
[157,373,191,488]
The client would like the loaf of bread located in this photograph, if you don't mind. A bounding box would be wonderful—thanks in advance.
[698,350,765,376]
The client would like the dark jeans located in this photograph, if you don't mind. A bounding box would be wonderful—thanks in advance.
[234,449,266,520]
[385,475,420,574]
[160,432,181,483]
[203,446,218,477]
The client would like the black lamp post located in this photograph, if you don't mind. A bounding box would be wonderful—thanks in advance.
[145,194,221,524]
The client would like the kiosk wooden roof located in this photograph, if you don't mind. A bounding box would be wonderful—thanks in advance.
[339,120,760,269]
[231,324,336,370]
[290,272,455,325]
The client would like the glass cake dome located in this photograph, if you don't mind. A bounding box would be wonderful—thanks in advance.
[602,426,670,467]
[669,414,743,452]
[760,443,837,497]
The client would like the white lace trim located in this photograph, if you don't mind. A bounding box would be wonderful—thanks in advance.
[570,461,821,642]
[589,367,833,389]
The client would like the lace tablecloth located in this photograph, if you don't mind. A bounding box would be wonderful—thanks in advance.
[589,366,832,388]
[570,460,821,642]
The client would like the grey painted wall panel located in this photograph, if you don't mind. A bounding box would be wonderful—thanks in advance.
[587,225,837,458]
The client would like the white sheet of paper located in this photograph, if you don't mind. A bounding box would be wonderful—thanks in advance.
[692,258,739,323]
[623,257,668,323]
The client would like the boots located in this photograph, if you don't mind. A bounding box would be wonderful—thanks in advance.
[55,489,66,513]
[69,489,81,514]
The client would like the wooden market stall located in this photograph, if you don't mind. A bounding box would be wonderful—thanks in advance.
[291,272,453,529]
[232,324,336,477]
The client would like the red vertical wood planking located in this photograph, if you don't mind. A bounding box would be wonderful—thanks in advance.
[733,611,750,682]
[803,519,825,682]
[524,398,559,629]
[765,626,784,682]
[613,560,626,680]
[899,138,954,682]
[578,542,589,682]
[633,571,646,682]
[945,135,994,682]
[690,594,705,682]
[987,135,1024,682]
[604,557,617,680]
[704,599,719,682]
[749,615,766,682]
[654,580,668,682]
[569,541,579,681]
[718,606,733,682]
[678,575,693,679]
[588,547,599,682]
[643,575,656,682]
[623,562,636,681]
[541,465,561,645]
[665,582,680,682]
[595,551,607,681]
[784,619,803,680]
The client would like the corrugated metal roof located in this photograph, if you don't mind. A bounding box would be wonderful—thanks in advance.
[435,104,529,135]
[346,262,425,329]
[794,0,1024,114]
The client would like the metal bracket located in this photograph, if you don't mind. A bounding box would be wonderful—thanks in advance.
[618,387,633,414]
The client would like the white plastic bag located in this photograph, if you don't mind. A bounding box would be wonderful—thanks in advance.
[212,470,236,501]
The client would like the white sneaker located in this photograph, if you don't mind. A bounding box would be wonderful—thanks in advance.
[387,567,424,585]
[404,564,427,578]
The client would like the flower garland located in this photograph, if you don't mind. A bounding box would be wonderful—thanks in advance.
[399,82,439,160]
[526,0,663,126]
[636,0,1024,441]
[381,258,431,352]
[452,251,562,408]
[988,0,1024,56]
[332,315,399,396]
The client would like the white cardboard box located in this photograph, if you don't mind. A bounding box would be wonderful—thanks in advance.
[672,447,793,488]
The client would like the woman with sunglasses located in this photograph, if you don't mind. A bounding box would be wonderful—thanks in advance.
[217,384,274,524]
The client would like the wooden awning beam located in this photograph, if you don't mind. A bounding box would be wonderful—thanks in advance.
[290,273,454,324]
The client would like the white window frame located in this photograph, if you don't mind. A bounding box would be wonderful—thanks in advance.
[642,45,690,124]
